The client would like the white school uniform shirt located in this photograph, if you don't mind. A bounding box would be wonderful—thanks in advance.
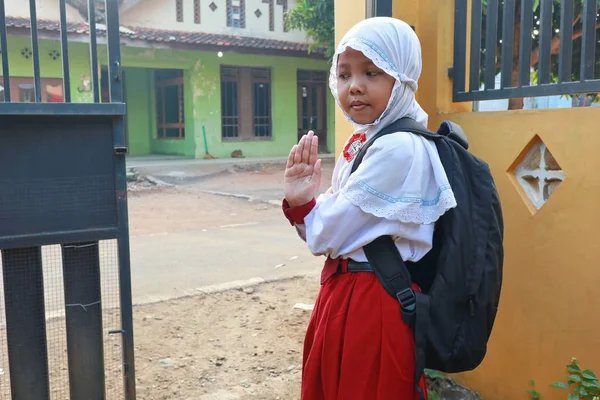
[295,130,456,263]
[293,17,457,261]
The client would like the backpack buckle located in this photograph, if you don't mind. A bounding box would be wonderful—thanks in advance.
[396,288,416,312]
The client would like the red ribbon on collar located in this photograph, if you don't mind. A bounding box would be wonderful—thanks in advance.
[343,133,367,162]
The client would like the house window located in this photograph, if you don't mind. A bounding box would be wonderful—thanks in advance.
[220,66,272,140]
[297,70,328,149]
[155,69,185,140]
[226,0,246,28]
[263,0,274,31]
[221,67,239,139]
[176,0,183,22]
[0,76,63,102]
[194,0,201,24]
[276,0,288,32]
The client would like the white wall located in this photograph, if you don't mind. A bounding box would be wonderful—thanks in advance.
[4,0,85,22]
[120,0,309,42]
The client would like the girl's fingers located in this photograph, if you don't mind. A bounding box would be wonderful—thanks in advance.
[302,131,313,164]
[313,159,322,188]
[286,145,297,169]
[309,133,319,166]
[295,135,305,165]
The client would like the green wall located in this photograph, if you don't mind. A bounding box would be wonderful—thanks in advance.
[123,67,152,155]
[2,36,335,158]
[3,37,93,103]
[119,46,335,159]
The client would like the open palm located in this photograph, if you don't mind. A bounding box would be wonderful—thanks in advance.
[284,131,322,208]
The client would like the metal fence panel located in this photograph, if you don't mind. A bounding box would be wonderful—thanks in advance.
[453,0,600,102]
[0,0,136,398]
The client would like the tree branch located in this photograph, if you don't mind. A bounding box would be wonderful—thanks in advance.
[530,21,600,67]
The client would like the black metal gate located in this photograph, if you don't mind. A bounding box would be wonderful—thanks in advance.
[0,0,136,399]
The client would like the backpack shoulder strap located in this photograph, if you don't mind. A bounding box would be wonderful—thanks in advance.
[350,117,440,320]
[351,118,438,174]
[350,117,447,400]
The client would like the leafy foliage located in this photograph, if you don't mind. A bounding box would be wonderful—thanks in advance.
[286,0,335,60]
[528,358,600,399]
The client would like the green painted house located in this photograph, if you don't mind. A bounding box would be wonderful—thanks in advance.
[1,0,335,158]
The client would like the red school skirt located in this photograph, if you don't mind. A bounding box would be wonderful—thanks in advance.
[301,257,428,400]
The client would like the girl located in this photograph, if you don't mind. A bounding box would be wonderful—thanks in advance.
[282,17,457,400]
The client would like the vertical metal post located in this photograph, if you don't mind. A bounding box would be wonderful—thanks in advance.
[484,0,499,90]
[375,0,392,17]
[469,0,483,92]
[366,0,392,18]
[453,0,468,95]
[500,0,515,88]
[29,0,42,102]
[2,247,50,399]
[59,0,72,102]
[0,0,11,101]
[88,0,100,103]
[105,1,136,399]
[518,0,534,86]
[558,0,574,83]
[538,0,553,85]
[62,242,106,400]
[580,0,597,81]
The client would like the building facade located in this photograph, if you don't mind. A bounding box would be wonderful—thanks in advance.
[1,0,335,158]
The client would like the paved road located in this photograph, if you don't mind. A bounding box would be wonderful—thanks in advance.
[122,156,336,305]
[129,218,323,305]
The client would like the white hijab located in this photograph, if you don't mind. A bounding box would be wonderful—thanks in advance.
[329,17,429,136]
[330,17,457,225]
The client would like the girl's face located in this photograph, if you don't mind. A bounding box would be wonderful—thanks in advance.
[336,48,396,125]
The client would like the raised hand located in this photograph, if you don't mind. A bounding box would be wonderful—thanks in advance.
[284,131,322,208]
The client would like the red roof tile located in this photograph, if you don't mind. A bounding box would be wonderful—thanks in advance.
[4,16,325,58]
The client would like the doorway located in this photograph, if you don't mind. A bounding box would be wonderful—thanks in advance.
[297,70,328,152]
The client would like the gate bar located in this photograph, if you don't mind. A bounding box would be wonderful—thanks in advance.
[580,0,597,81]
[538,0,553,85]
[2,247,50,399]
[518,0,534,86]
[500,0,515,88]
[59,0,72,102]
[29,0,42,102]
[0,0,11,101]
[62,242,106,400]
[453,0,467,94]
[558,0,574,83]
[88,0,100,103]
[105,0,137,398]
[484,0,498,90]
[468,0,482,92]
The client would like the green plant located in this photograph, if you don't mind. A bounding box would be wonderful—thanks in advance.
[551,358,600,400]
[529,380,541,399]
[425,369,446,400]
[528,358,600,400]
[286,0,335,60]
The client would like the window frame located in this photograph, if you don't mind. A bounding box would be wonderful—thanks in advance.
[155,70,186,140]
[176,0,183,22]
[220,65,272,142]
[194,0,201,24]
[226,0,246,28]
[0,76,64,103]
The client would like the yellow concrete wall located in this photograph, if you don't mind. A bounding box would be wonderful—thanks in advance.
[333,0,366,153]
[442,107,600,400]
[334,0,600,398]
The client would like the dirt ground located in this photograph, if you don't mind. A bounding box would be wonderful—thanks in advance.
[127,161,328,399]
[133,277,319,400]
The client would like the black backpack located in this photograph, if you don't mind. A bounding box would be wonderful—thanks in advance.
[351,118,503,398]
